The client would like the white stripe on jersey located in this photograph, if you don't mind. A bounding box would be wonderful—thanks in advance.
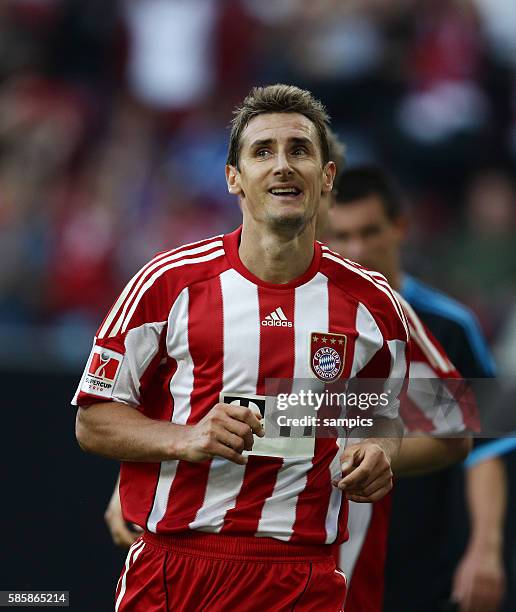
[112,321,166,406]
[408,362,466,434]
[189,270,260,532]
[257,273,330,540]
[321,249,410,341]
[325,439,345,544]
[350,302,384,378]
[115,539,145,612]
[147,289,194,532]
[118,249,225,336]
[382,339,408,419]
[338,501,373,582]
[221,269,260,393]
[98,236,223,339]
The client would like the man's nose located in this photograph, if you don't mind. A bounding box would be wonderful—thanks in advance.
[273,151,294,176]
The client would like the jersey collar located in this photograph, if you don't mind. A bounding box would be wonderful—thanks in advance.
[223,226,322,290]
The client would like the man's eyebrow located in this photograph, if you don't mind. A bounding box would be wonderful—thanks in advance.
[249,138,274,148]
[290,137,314,147]
[248,137,315,148]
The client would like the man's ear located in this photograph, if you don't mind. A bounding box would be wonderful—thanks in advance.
[226,164,242,195]
[322,161,336,194]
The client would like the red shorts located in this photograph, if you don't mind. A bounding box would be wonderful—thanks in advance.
[115,531,347,611]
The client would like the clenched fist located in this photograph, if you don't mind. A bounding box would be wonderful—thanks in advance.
[177,403,265,465]
[333,441,394,503]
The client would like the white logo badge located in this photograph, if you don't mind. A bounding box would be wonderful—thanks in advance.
[261,307,292,328]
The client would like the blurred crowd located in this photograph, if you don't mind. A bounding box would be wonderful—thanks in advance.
[0,0,515,367]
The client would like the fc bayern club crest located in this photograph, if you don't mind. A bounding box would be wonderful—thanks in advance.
[310,332,347,382]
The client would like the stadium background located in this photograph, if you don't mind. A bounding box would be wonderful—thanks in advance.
[1,0,515,609]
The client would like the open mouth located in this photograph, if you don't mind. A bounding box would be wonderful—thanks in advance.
[269,186,303,199]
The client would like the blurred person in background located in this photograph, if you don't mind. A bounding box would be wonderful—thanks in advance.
[326,165,506,612]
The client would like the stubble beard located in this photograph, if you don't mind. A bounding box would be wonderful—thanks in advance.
[265,196,317,237]
[267,212,306,234]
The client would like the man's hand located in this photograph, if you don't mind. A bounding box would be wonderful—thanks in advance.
[177,403,265,465]
[452,545,505,612]
[105,477,142,549]
[333,441,394,503]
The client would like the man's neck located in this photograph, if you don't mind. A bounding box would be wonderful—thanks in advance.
[239,221,316,284]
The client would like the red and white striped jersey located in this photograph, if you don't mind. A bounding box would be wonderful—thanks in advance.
[339,292,473,611]
[73,228,409,545]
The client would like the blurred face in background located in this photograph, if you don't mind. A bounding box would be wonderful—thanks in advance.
[226,112,335,235]
[327,194,405,283]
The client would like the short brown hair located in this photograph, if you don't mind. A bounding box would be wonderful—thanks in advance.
[227,84,331,168]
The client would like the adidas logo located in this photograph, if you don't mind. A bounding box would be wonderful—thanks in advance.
[261,307,293,328]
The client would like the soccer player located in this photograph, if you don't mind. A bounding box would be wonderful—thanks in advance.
[327,166,505,612]
[73,85,410,611]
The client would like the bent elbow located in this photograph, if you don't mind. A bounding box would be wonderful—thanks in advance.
[75,408,96,453]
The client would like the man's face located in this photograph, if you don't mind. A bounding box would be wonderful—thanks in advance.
[327,194,404,277]
[226,112,335,233]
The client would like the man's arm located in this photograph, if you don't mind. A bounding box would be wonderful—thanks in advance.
[452,457,506,612]
[392,436,472,477]
[76,401,264,464]
[104,473,142,548]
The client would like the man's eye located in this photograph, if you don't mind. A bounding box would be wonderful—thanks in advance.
[256,149,271,158]
[292,147,307,156]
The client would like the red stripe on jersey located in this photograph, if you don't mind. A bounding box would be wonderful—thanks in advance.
[291,283,358,544]
[256,287,296,395]
[344,493,392,612]
[159,276,225,530]
[139,327,174,421]
[221,288,295,534]
[289,439,339,544]
[356,342,391,379]
[328,286,359,380]
[120,462,162,529]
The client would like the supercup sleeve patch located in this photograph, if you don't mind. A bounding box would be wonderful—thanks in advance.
[80,346,124,399]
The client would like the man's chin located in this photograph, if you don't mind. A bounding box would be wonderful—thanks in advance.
[267,213,306,233]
